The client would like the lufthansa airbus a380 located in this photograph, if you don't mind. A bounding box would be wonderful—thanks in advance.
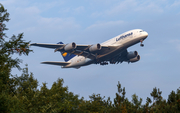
[30,29,148,69]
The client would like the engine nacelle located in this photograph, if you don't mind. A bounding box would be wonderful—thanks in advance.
[64,42,76,51]
[89,43,101,52]
[127,51,138,59]
[129,55,140,63]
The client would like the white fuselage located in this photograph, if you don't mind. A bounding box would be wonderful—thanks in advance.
[62,29,148,68]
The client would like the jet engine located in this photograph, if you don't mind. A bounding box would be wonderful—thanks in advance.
[129,55,140,63]
[64,42,76,51]
[89,43,101,52]
[127,51,138,59]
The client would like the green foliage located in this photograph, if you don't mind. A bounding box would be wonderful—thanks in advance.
[78,94,113,113]
[1,65,82,112]
[113,81,128,113]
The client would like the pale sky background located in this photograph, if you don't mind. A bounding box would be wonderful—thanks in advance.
[1,0,180,103]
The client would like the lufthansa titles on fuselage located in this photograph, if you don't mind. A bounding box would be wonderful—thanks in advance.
[116,32,133,41]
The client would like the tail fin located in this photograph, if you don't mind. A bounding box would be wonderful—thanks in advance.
[57,42,76,62]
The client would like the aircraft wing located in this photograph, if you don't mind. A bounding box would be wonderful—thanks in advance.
[41,61,70,66]
[30,43,118,59]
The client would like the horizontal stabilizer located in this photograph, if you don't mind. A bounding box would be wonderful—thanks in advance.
[41,61,70,66]
[30,43,63,49]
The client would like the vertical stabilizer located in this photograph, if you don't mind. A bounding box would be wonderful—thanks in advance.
[57,42,76,62]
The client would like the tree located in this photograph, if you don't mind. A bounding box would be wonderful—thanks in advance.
[0,3,32,92]
[167,88,180,112]
[113,81,128,113]
[0,4,32,112]
[78,94,113,113]
[131,94,142,112]
[150,87,162,105]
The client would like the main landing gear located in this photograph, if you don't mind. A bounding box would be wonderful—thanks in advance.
[140,40,144,47]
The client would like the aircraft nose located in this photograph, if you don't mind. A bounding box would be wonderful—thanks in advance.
[145,31,148,37]
[144,31,148,38]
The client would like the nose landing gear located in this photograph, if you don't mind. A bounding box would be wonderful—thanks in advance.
[140,40,144,47]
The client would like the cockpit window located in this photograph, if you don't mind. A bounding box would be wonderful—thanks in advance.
[140,31,143,32]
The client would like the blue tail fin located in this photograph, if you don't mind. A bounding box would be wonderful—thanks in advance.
[57,42,76,62]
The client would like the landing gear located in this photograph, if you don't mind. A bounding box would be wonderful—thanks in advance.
[100,62,108,65]
[140,40,144,47]
[95,60,108,65]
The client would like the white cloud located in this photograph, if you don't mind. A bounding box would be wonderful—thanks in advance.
[82,20,126,43]
[105,0,137,16]
[59,6,85,15]
[135,2,164,13]
[90,0,165,18]
[1,0,64,14]
[91,0,119,5]
[1,0,28,7]
[21,17,80,33]
[19,16,81,43]
[73,6,85,14]
[170,0,180,7]
[16,6,41,15]
[33,1,65,12]
[90,0,137,17]
[37,17,80,30]
[86,20,125,30]
[2,1,81,42]
[90,12,102,18]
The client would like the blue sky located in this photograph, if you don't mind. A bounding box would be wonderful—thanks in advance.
[1,0,180,103]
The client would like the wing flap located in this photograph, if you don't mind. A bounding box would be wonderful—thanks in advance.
[41,61,70,66]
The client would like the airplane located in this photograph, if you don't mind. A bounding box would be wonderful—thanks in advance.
[30,29,148,69]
